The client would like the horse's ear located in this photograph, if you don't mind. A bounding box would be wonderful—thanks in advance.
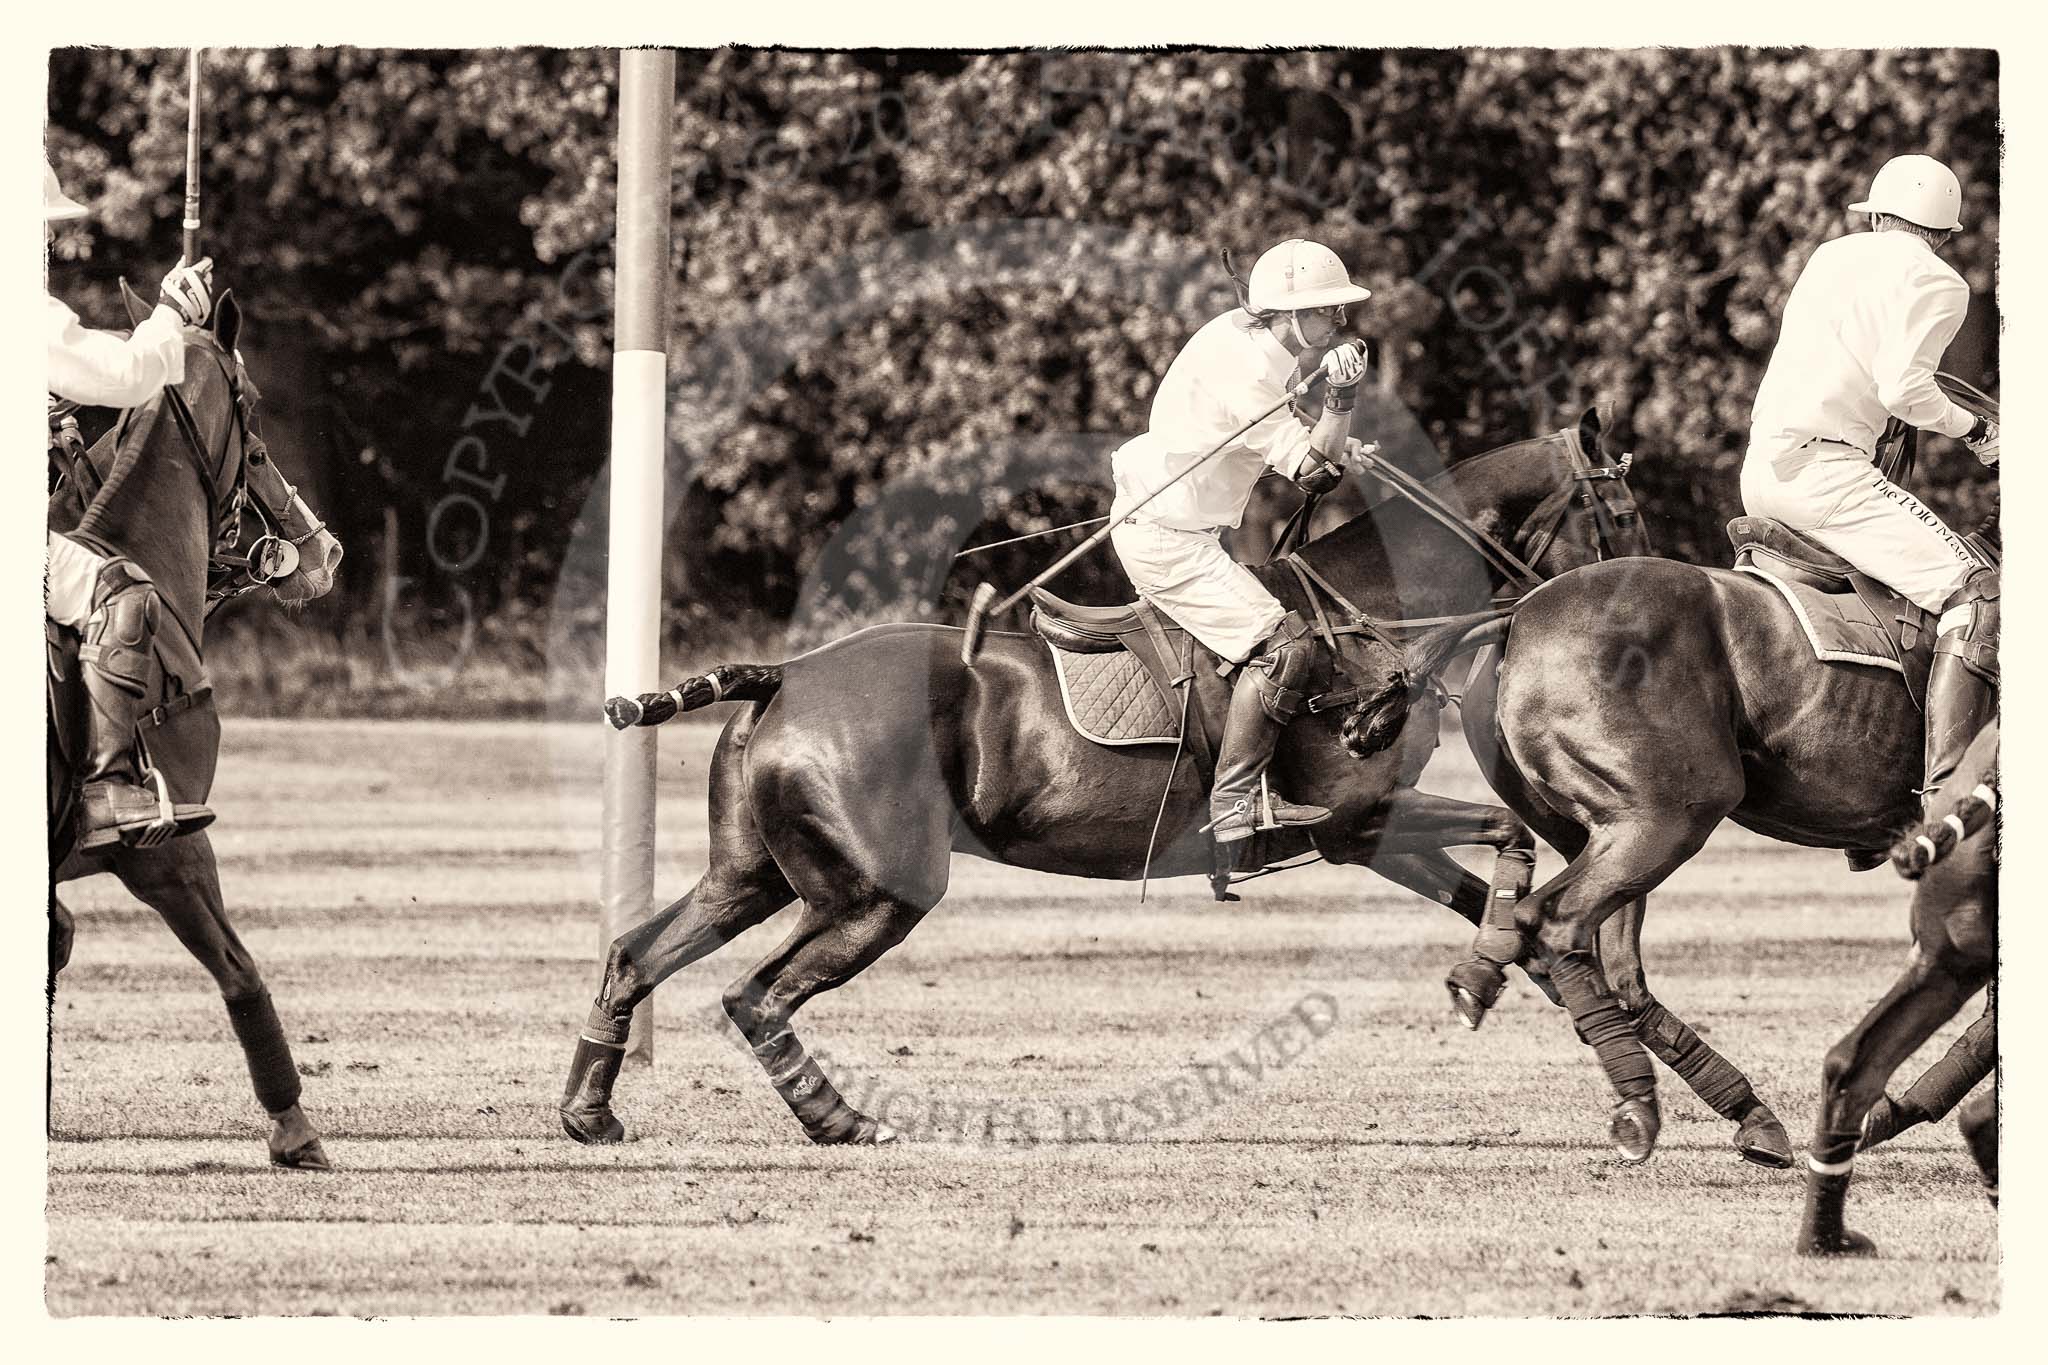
[212,291,242,355]
[117,278,150,327]
[1576,404,1605,459]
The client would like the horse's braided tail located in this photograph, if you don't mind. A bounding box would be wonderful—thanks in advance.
[1340,607,1516,759]
[604,663,784,730]
[1891,775,1999,879]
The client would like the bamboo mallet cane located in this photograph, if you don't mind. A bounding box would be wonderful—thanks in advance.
[959,357,1342,667]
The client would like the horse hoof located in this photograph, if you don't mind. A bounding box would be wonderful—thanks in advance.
[1447,984,1488,1031]
[1610,1097,1661,1164]
[812,1114,899,1145]
[1798,1227,1878,1258]
[561,1106,626,1145]
[271,1138,333,1171]
[1858,1096,1904,1152]
[1735,1104,1794,1169]
[1445,961,1504,1030]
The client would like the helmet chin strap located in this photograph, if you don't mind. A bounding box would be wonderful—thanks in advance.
[1290,310,1310,350]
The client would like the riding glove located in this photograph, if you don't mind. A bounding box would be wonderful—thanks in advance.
[1964,416,1999,466]
[159,257,215,327]
[1321,341,1367,391]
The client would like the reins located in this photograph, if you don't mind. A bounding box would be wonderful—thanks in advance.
[1270,424,1638,717]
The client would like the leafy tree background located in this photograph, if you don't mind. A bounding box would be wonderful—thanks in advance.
[46,48,1998,712]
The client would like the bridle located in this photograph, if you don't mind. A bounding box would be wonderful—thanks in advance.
[157,342,327,611]
[1278,423,1641,664]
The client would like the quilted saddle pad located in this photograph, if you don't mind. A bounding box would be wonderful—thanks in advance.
[1735,566,1910,674]
[1046,642,1180,745]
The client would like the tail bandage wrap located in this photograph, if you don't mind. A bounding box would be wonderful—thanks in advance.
[1550,953,1655,1101]
[1630,1000,1756,1118]
[1473,848,1534,966]
[224,990,302,1115]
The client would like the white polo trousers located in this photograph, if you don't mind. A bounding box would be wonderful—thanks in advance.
[46,530,105,629]
[1740,445,1980,615]
[1110,517,1286,664]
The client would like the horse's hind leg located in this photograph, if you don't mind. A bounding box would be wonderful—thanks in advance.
[110,835,329,1170]
[51,892,75,980]
[1958,1083,1997,1205]
[1796,953,1990,1256]
[722,887,936,1144]
[560,858,795,1144]
[561,714,800,1144]
[1600,899,1790,1168]
[1861,989,1995,1152]
[1531,818,1723,1164]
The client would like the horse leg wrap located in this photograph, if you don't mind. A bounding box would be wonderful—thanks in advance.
[1474,848,1535,966]
[1797,1136,1860,1253]
[1631,1000,1756,1119]
[581,1000,632,1048]
[1550,953,1655,1101]
[1895,1009,1996,1125]
[224,990,302,1116]
[753,1029,860,1141]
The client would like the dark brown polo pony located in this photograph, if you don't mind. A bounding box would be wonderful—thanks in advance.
[49,291,344,1169]
[559,413,1691,1149]
[1797,722,1997,1255]
[1349,545,1967,1164]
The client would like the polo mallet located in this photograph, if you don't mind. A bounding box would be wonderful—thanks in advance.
[183,50,203,264]
[959,353,1348,667]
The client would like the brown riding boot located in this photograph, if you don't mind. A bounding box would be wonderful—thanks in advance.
[1207,616,1331,846]
[76,560,213,852]
[1922,570,1998,813]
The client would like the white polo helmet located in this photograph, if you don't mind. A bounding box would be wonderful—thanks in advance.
[44,159,88,223]
[1247,238,1371,313]
[1848,154,1963,232]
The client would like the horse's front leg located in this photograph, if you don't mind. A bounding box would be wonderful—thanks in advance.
[1797,950,1988,1255]
[109,834,330,1171]
[1327,789,1548,1015]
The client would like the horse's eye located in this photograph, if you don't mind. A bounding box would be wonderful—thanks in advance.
[1615,512,1638,527]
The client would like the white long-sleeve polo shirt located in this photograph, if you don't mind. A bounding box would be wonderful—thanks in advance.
[1110,310,1321,532]
[47,292,185,408]
[1746,229,1979,467]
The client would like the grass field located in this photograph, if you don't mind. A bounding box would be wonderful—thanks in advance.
[47,717,1998,1317]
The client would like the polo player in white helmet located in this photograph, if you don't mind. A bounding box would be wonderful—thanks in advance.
[1109,237,1371,853]
[46,156,219,848]
[1742,153,1999,817]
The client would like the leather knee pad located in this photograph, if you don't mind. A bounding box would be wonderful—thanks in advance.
[1246,611,1323,723]
[81,560,158,694]
[1936,569,1999,685]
